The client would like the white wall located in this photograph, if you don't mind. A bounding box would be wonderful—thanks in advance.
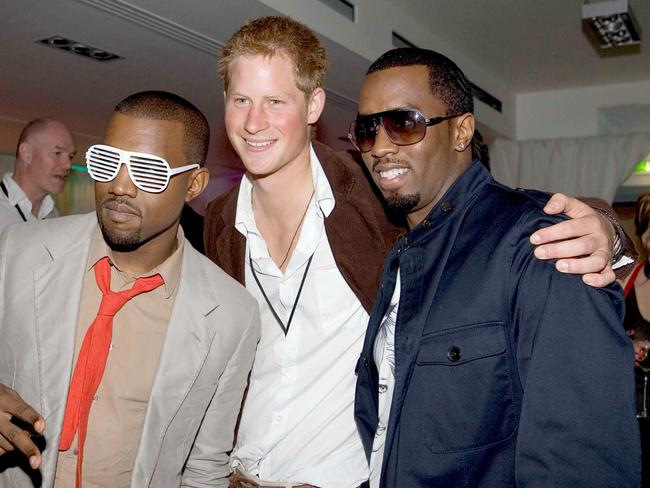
[516,80,650,141]
[258,0,516,139]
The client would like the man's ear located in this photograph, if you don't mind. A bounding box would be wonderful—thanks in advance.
[18,141,32,164]
[307,88,326,125]
[185,167,209,203]
[454,113,475,152]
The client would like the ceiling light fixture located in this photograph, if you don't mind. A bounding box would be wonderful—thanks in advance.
[37,36,122,62]
[582,0,641,49]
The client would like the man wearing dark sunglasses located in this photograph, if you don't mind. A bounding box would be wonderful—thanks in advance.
[349,110,461,155]
[0,91,259,487]
[353,48,640,487]
[204,16,634,488]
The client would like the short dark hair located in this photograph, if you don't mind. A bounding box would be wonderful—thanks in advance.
[368,48,473,116]
[367,48,489,165]
[114,91,210,165]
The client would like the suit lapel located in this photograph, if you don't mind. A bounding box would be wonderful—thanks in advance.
[216,217,245,286]
[206,185,246,286]
[315,141,403,315]
[34,215,95,425]
[134,246,221,481]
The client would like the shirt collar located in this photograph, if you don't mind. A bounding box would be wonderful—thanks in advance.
[2,172,56,219]
[85,224,185,299]
[234,142,336,239]
[234,172,257,240]
[310,143,336,218]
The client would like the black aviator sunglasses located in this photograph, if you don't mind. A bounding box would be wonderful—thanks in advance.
[348,109,461,153]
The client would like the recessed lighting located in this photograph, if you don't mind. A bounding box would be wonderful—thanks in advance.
[582,0,641,49]
[37,36,123,62]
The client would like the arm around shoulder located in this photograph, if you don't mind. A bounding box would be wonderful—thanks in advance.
[511,214,639,486]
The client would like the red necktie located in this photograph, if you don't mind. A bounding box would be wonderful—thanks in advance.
[59,256,164,487]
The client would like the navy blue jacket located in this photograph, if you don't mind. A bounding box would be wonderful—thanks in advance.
[354,162,640,487]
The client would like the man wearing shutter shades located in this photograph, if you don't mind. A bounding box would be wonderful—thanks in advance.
[0,90,259,487]
[352,48,640,487]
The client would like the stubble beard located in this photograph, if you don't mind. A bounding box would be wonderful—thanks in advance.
[384,191,420,214]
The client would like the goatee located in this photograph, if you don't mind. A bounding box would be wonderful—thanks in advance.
[384,192,419,214]
[98,217,144,252]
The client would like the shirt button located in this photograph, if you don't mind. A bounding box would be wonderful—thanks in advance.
[447,346,461,362]
[273,413,283,423]
[73,448,78,455]
[441,201,453,213]
[93,394,99,401]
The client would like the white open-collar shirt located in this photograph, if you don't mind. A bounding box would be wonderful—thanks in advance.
[0,172,57,233]
[231,144,370,488]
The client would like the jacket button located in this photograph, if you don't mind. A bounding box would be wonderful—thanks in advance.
[442,201,453,212]
[422,219,431,228]
[447,346,461,362]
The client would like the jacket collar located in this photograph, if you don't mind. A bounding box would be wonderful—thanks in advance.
[403,160,491,249]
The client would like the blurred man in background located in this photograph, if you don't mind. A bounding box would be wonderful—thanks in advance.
[0,118,76,233]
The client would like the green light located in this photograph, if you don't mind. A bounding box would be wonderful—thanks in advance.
[3,154,87,172]
[633,160,650,174]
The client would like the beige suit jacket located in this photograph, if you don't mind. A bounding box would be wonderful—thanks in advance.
[0,213,260,487]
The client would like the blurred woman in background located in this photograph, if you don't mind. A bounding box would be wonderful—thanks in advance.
[624,192,650,386]
[623,192,650,487]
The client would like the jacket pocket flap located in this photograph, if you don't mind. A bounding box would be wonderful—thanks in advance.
[417,322,506,366]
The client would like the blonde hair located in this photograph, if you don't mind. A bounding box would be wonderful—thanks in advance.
[218,16,327,98]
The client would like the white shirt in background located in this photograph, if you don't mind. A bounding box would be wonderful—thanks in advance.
[0,172,58,233]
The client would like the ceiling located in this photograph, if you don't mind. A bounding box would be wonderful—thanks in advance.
[400,0,650,93]
[0,0,648,180]
[0,0,370,184]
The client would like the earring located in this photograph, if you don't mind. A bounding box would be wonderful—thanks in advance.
[458,142,465,150]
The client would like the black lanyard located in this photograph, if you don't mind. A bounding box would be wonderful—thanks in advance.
[0,181,27,222]
[249,252,314,336]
